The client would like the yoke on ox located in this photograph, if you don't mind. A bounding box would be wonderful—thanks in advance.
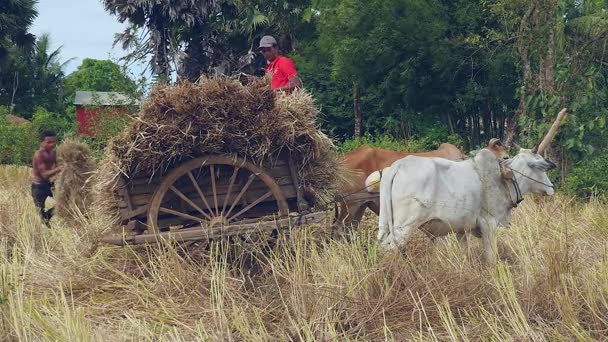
[377,109,566,264]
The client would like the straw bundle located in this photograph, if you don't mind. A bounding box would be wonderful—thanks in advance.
[55,138,96,220]
[94,77,344,219]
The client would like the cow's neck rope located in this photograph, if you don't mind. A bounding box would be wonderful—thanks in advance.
[470,158,523,212]
[500,163,555,208]
[505,174,523,208]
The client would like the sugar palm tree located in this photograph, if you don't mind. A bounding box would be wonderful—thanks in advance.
[102,0,220,82]
[0,0,38,60]
[27,33,72,111]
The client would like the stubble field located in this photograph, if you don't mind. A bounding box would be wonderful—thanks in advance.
[1,165,607,341]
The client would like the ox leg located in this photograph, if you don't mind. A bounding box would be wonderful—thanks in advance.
[377,223,390,249]
[332,201,349,238]
[344,201,365,230]
[367,198,380,216]
[333,200,364,238]
[458,233,469,250]
[384,219,419,251]
[351,201,369,228]
[480,218,499,265]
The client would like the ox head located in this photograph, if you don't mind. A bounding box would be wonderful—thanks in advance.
[501,108,567,196]
[502,150,556,196]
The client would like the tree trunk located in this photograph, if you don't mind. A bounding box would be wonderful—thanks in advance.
[353,83,362,138]
[10,71,19,108]
[446,112,455,135]
[504,109,520,146]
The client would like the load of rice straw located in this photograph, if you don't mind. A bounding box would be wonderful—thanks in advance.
[55,138,96,220]
[93,76,346,221]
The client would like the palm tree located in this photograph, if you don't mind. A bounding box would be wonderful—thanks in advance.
[0,0,38,60]
[102,0,221,82]
[102,0,315,82]
[29,33,73,111]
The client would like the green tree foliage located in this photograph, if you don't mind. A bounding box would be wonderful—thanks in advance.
[64,59,142,100]
[63,59,142,152]
[0,33,70,116]
[564,153,608,198]
[301,0,519,147]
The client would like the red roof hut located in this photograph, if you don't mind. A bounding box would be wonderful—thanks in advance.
[74,91,139,137]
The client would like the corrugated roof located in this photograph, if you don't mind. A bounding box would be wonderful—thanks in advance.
[74,91,140,106]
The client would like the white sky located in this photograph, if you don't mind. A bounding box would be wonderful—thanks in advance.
[30,0,147,77]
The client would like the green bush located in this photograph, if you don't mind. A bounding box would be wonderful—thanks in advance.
[0,121,36,165]
[337,135,427,155]
[0,106,75,165]
[418,126,466,151]
[30,107,75,140]
[563,154,608,198]
[337,131,465,156]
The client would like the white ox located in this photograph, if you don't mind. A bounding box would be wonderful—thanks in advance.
[377,147,556,263]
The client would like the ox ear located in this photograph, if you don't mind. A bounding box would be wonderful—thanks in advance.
[531,145,539,154]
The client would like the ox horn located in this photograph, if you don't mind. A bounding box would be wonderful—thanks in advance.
[489,138,502,146]
[534,108,568,155]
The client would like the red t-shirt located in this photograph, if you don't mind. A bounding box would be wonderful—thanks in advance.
[264,56,297,89]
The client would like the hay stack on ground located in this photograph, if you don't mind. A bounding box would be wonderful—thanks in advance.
[55,138,96,220]
[94,77,345,220]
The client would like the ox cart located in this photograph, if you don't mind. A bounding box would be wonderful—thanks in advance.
[101,153,328,246]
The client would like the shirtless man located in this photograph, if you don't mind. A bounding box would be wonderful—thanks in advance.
[31,130,62,225]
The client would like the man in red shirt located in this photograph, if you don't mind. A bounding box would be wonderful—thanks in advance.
[259,35,299,92]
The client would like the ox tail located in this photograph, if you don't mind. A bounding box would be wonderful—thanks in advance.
[377,165,399,248]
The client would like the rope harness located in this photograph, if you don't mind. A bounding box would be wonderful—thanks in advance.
[499,162,554,208]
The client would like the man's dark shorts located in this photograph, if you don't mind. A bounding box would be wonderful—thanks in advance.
[32,182,53,222]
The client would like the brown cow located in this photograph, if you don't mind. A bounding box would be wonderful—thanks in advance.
[334,139,508,231]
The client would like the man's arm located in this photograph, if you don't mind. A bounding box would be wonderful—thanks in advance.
[33,153,62,180]
[276,57,299,92]
[277,74,299,92]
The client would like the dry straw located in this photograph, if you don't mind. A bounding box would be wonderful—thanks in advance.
[54,138,96,221]
[93,77,345,218]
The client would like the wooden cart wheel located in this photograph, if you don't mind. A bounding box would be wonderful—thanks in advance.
[147,155,289,234]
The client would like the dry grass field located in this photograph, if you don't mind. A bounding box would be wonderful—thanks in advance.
[1,165,607,341]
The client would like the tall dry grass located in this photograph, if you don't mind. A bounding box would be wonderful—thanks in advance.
[1,165,607,341]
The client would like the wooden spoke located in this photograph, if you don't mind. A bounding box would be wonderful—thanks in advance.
[224,173,256,219]
[187,171,213,214]
[221,167,240,217]
[169,185,211,221]
[147,155,288,234]
[159,207,207,224]
[210,165,219,216]
[227,190,272,223]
